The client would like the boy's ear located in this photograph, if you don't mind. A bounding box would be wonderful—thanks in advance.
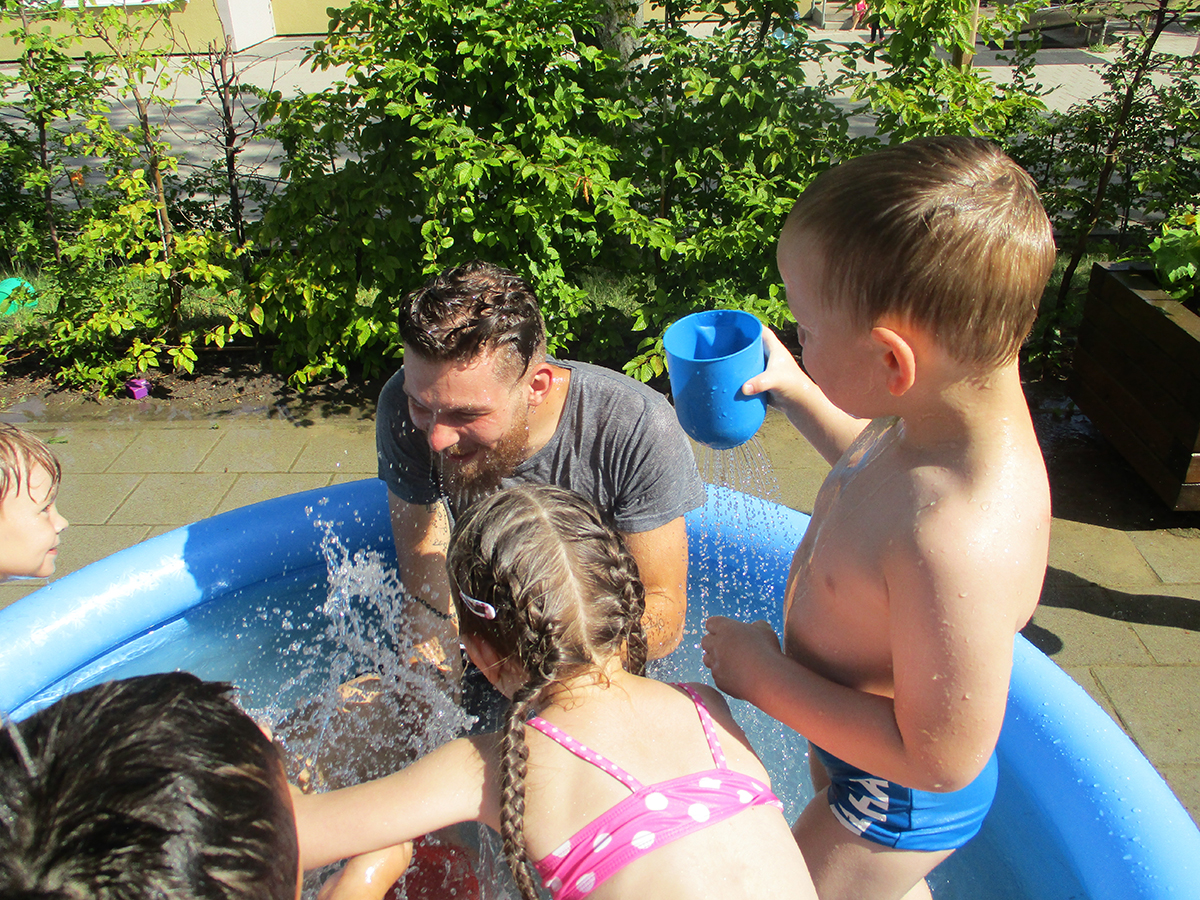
[870,325,917,397]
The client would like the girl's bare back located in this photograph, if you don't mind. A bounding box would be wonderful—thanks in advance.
[520,676,817,900]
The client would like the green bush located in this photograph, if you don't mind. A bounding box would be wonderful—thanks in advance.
[0,3,251,392]
[251,0,673,385]
[0,0,1066,391]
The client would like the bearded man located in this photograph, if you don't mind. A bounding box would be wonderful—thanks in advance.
[377,261,707,675]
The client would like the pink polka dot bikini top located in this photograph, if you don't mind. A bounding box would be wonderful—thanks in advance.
[529,683,784,900]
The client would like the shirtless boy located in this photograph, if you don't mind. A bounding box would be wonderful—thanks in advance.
[701,136,1056,900]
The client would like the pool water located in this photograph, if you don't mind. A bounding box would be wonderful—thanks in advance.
[19,510,1058,900]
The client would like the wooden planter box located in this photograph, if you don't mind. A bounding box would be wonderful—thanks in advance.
[1068,262,1200,511]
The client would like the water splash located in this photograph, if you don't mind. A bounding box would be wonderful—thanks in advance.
[248,524,515,900]
[263,521,472,791]
[653,438,816,820]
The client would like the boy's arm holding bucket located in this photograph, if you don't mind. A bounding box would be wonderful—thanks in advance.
[743,328,865,465]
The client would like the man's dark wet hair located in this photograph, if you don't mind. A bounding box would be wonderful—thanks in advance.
[398,259,547,379]
[0,673,298,900]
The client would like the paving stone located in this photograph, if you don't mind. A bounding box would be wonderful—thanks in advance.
[58,473,142,525]
[108,428,224,473]
[1060,664,1127,736]
[215,473,334,514]
[682,410,826,512]
[1103,582,1200,665]
[144,524,180,542]
[25,426,136,474]
[1026,604,1152,667]
[109,472,236,525]
[1048,518,1159,585]
[199,425,309,474]
[1092,665,1200,767]
[0,580,45,612]
[750,409,829,513]
[291,425,378,475]
[331,471,375,486]
[54,524,153,575]
[1154,763,1200,827]
[1126,530,1200,584]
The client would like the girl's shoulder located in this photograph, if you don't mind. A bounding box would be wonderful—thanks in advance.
[674,682,749,743]
[673,681,731,717]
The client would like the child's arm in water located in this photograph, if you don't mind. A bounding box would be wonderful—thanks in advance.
[316,845,414,900]
[294,734,501,870]
[742,327,866,465]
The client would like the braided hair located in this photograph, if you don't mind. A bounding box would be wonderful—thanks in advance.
[446,484,647,900]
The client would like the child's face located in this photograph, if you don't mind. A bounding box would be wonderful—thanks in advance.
[0,462,68,579]
[778,230,881,416]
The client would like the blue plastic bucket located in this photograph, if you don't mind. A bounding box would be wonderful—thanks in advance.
[663,309,767,450]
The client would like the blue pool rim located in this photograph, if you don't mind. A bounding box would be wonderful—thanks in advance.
[1,479,1197,899]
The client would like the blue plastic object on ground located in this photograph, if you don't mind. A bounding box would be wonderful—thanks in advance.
[0,277,36,315]
[663,309,767,450]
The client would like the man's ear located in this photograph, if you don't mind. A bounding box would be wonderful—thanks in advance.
[526,361,555,407]
[870,325,917,397]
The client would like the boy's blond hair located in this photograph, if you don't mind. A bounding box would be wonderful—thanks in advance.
[0,424,61,501]
[785,136,1056,368]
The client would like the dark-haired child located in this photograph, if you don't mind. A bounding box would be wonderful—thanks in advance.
[0,673,300,900]
[0,424,68,581]
[296,484,818,900]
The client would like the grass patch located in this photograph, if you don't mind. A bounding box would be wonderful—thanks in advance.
[577,267,645,317]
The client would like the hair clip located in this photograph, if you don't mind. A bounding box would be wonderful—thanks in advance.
[460,589,497,620]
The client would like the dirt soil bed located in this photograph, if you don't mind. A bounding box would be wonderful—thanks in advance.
[0,349,387,423]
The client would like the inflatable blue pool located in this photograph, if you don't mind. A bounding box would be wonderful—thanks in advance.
[1,480,1197,899]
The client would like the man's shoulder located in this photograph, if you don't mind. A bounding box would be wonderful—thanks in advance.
[558,360,677,427]
[559,359,666,403]
[378,368,406,408]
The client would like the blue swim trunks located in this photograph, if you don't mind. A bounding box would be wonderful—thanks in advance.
[811,744,998,851]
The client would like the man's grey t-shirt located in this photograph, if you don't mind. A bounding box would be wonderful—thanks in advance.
[376,359,706,532]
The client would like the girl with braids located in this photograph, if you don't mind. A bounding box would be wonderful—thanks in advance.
[295,484,817,900]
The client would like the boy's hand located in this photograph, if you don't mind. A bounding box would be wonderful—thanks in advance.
[702,616,782,704]
[740,327,811,407]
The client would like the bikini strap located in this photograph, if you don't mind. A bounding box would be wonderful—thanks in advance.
[675,683,729,769]
[527,717,644,791]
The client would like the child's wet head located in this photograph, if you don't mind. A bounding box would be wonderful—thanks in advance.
[781,137,1056,370]
[447,484,648,691]
[0,427,68,579]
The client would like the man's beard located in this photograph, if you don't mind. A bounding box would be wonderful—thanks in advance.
[437,406,530,512]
